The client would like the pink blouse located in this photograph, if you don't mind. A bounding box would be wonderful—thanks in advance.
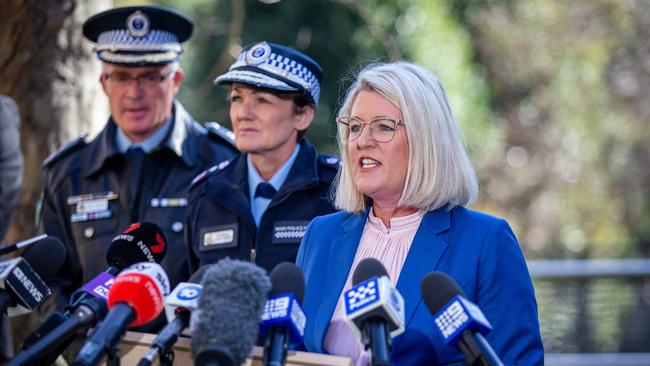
[323,208,425,365]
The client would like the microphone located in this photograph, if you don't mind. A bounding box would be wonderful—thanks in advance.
[65,222,167,311]
[420,272,504,366]
[73,262,170,366]
[0,236,66,316]
[105,222,167,272]
[11,224,167,366]
[260,262,307,366]
[9,272,114,366]
[138,266,210,366]
[191,258,271,366]
[0,234,48,256]
[343,258,405,366]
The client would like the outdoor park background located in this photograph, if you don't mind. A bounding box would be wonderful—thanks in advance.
[1,0,648,355]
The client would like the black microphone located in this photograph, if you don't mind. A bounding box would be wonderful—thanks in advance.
[260,262,306,366]
[0,234,48,257]
[73,262,170,366]
[11,223,168,366]
[0,236,66,316]
[191,258,271,366]
[138,266,210,366]
[344,258,405,366]
[105,222,167,272]
[9,273,111,366]
[420,272,504,366]
[66,222,167,311]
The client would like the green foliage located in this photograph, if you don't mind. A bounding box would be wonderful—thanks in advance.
[115,0,650,262]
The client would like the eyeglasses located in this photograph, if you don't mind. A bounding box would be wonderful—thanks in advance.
[102,69,176,88]
[336,116,404,143]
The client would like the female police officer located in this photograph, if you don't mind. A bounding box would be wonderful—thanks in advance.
[186,41,339,273]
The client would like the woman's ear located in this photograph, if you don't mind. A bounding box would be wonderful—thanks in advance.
[294,105,314,132]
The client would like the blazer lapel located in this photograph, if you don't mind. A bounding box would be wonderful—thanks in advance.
[313,213,366,352]
[393,208,451,350]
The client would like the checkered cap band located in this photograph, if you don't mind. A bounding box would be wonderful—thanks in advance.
[98,50,180,64]
[215,69,298,91]
[223,49,321,105]
[95,29,182,53]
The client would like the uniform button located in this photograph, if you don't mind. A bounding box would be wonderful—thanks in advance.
[84,227,95,238]
[172,221,184,233]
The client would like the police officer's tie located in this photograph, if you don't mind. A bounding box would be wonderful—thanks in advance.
[127,147,145,218]
[254,182,277,200]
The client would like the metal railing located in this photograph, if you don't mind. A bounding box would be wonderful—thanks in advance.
[527,259,650,366]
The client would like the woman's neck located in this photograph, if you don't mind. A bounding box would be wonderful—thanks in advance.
[249,142,297,181]
[371,204,418,229]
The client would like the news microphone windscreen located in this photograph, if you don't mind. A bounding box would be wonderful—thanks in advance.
[106,222,166,268]
[21,236,66,282]
[269,262,305,303]
[421,271,465,315]
[352,258,389,286]
[192,258,271,366]
[107,262,170,327]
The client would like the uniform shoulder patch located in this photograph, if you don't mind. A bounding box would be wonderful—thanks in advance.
[205,121,236,147]
[42,134,88,168]
[190,159,232,190]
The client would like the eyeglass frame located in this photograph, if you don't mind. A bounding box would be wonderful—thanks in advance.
[102,67,178,88]
[336,116,405,143]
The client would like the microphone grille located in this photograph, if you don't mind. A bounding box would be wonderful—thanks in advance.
[269,262,305,303]
[420,272,465,315]
[106,222,167,268]
[352,257,389,285]
[192,258,271,365]
[22,236,67,282]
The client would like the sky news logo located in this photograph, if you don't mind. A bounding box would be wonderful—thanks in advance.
[435,300,469,339]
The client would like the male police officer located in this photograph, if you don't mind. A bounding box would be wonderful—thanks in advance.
[39,6,237,297]
[186,42,339,274]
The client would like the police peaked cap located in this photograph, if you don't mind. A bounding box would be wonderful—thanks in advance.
[215,41,324,106]
[83,6,193,66]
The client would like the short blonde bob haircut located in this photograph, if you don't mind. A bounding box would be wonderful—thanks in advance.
[334,61,478,213]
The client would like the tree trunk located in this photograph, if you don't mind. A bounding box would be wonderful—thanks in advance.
[0,0,110,243]
[0,1,111,356]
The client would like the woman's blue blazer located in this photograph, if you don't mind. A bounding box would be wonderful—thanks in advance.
[296,206,544,365]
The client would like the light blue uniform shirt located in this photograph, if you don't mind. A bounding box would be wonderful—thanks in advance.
[115,115,173,153]
[247,144,301,227]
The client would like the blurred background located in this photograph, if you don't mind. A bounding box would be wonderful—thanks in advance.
[1,0,649,361]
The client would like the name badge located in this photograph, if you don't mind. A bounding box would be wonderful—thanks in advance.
[77,199,108,214]
[199,223,238,251]
[272,221,309,244]
[67,192,117,223]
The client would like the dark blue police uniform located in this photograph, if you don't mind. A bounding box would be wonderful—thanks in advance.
[39,6,238,296]
[186,138,339,273]
[41,101,236,293]
[186,41,338,273]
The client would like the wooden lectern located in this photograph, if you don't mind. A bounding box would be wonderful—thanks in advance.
[118,332,354,366]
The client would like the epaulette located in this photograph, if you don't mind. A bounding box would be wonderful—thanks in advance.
[205,122,236,147]
[189,159,232,190]
[42,134,88,168]
[318,154,341,170]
